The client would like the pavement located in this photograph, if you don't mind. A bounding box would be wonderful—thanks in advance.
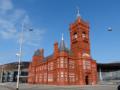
[0,82,118,90]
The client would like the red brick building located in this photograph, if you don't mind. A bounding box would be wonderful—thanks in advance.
[28,14,97,85]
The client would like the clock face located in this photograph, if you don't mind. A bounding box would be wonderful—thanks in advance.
[82,53,90,57]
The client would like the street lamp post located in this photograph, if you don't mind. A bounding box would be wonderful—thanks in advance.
[16,22,24,90]
[99,67,103,81]
[16,20,33,90]
[1,66,4,83]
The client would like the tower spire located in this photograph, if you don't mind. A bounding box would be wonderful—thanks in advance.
[76,6,81,18]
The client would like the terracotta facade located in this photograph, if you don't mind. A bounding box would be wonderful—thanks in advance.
[28,16,97,85]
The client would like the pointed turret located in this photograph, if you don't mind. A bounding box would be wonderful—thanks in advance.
[59,33,66,51]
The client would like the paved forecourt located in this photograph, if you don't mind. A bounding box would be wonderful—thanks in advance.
[0,83,118,90]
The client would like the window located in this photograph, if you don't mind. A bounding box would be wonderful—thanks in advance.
[57,72,60,81]
[60,58,64,68]
[60,63,64,68]
[64,58,68,68]
[64,72,68,82]
[48,62,53,71]
[57,72,68,82]
[73,32,77,39]
[83,60,91,70]
[44,65,47,70]
[59,57,64,68]
[50,62,54,70]
[69,72,75,82]
[69,60,75,69]
[60,72,64,78]
[48,74,53,82]
[39,73,42,82]
[57,59,59,68]
[57,58,68,68]
[44,73,47,82]
[82,32,86,38]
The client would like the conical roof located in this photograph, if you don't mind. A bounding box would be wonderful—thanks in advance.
[59,34,66,51]
[34,49,40,56]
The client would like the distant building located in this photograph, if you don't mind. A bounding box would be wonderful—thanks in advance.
[97,62,120,81]
[0,61,29,83]
[28,14,97,85]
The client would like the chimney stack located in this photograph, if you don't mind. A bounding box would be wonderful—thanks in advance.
[54,42,59,57]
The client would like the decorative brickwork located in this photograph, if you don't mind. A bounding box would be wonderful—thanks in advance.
[28,16,97,85]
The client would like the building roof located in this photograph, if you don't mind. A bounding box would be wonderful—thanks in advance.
[0,61,30,71]
[97,62,120,72]
[34,49,40,56]
[43,54,53,62]
[59,34,73,54]
[33,34,73,63]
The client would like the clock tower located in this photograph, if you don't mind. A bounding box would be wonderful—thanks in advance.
[69,11,90,57]
[69,9,97,85]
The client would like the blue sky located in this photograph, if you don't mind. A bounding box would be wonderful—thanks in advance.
[0,0,120,64]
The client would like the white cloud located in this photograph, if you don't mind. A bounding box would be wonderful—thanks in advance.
[10,9,26,23]
[0,19,17,39]
[0,0,13,12]
[0,0,26,39]
[0,0,45,63]
[0,0,46,54]
[0,0,45,41]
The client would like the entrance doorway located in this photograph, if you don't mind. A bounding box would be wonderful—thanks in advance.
[85,76,89,85]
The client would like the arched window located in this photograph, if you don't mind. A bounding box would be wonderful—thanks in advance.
[82,32,86,38]
[73,32,77,39]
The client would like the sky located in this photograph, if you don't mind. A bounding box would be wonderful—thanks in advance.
[0,0,120,64]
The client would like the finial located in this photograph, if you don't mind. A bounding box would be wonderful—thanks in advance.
[76,6,81,18]
[62,33,64,40]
